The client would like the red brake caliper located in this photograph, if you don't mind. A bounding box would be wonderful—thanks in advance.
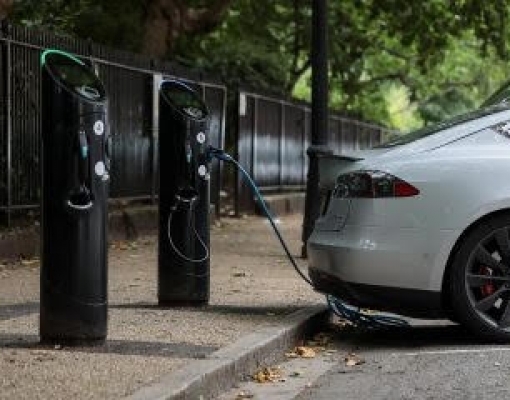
[480,266,495,297]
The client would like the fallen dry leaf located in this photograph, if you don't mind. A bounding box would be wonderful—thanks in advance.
[253,366,282,383]
[286,345,317,359]
[235,390,254,399]
[295,346,316,358]
[344,353,365,367]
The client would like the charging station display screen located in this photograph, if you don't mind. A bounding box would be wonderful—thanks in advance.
[44,52,106,102]
[161,81,208,120]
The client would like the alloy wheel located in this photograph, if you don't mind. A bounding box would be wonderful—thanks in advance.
[465,227,510,330]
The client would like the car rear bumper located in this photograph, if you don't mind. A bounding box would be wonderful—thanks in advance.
[307,224,457,293]
[309,267,443,318]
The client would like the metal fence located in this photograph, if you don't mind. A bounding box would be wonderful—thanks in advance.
[0,23,390,225]
[0,22,226,225]
[234,91,388,212]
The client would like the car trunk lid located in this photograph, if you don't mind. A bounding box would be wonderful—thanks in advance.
[314,151,381,232]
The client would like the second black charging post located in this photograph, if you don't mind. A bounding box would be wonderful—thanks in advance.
[158,80,210,306]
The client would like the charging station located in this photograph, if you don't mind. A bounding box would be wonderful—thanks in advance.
[158,80,210,306]
[40,49,109,343]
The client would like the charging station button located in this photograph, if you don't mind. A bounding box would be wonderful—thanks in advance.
[95,161,105,177]
[198,165,207,176]
[94,120,104,135]
[196,132,206,144]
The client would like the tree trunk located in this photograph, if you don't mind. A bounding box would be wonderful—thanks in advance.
[0,0,13,20]
[142,0,232,59]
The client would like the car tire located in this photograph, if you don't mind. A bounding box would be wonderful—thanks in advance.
[450,214,510,342]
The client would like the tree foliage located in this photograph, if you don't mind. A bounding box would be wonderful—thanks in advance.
[174,0,510,126]
[142,0,232,57]
[6,0,510,128]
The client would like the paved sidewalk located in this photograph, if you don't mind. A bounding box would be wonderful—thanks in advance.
[0,214,324,399]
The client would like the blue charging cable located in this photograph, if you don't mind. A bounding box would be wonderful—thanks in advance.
[207,146,410,329]
[208,146,313,285]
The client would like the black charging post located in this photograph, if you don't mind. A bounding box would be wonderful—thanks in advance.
[158,80,210,306]
[40,49,110,343]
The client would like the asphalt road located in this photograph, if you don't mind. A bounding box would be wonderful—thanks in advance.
[218,318,510,400]
[296,320,510,400]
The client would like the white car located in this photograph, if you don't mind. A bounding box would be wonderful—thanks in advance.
[307,87,510,341]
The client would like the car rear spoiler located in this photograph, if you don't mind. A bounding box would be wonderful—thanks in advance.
[318,152,363,190]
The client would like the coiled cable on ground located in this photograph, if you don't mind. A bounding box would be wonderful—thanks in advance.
[327,294,410,329]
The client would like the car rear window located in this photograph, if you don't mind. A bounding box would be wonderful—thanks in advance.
[377,104,510,148]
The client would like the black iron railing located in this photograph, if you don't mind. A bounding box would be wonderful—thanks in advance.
[0,22,390,225]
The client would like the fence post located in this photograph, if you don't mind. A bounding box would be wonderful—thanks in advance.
[151,72,163,204]
[234,91,240,216]
[1,21,12,226]
[302,108,308,186]
[218,86,227,216]
[279,101,285,188]
[252,96,258,195]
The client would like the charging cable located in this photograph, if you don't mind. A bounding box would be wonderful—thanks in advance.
[208,145,410,329]
[167,196,209,264]
[326,295,410,329]
[208,146,313,285]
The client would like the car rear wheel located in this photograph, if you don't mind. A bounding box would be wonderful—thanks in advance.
[450,215,510,342]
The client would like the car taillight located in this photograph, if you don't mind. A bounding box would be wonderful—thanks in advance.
[333,170,419,198]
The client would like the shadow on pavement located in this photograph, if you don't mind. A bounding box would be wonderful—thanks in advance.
[0,333,218,358]
[329,323,492,349]
[111,302,299,316]
[0,302,39,321]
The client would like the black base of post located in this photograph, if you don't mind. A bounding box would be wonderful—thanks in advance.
[40,291,107,345]
[158,299,208,307]
[158,191,210,306]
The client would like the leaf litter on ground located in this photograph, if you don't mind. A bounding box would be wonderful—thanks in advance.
[253,366,283,383]
[344,352,365,367]
[286,332,333,358]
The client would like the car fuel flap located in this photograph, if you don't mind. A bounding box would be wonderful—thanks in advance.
[314,197,350,231]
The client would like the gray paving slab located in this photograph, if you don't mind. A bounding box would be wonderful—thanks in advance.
[0,214,324,399]
[127,306,327,400]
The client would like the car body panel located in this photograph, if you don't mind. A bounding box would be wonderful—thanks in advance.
[308,107,510,313]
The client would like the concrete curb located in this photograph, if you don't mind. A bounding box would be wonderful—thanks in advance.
[124,305,328,400]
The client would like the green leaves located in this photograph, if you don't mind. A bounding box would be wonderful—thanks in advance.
[9,0,510,130]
